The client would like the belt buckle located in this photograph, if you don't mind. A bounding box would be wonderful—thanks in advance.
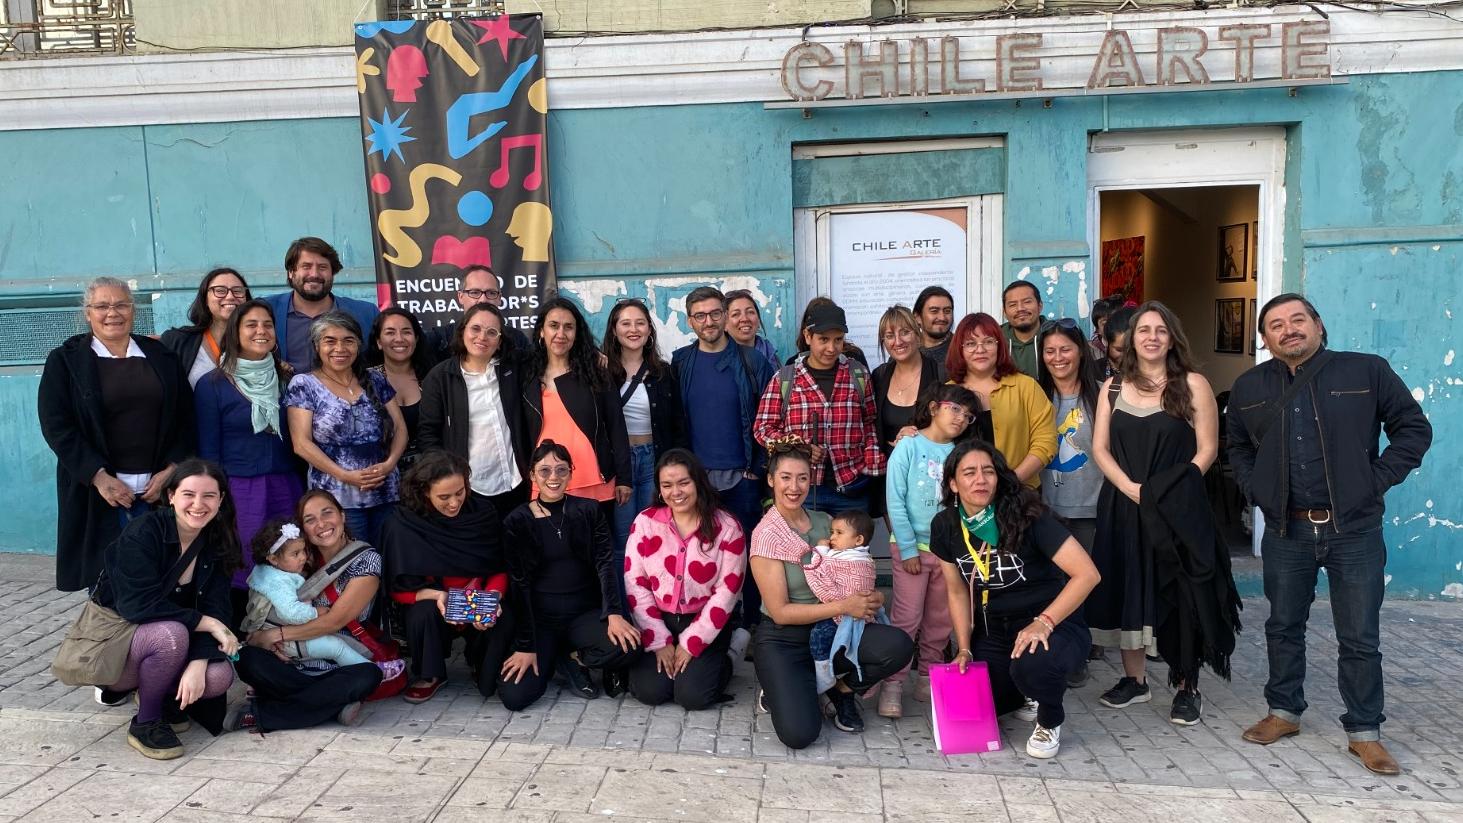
[1307,509,1331,525]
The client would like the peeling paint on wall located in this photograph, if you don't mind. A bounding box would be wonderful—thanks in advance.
[559,279,626,313]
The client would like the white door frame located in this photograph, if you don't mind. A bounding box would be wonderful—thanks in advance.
[1087,126,1287,556]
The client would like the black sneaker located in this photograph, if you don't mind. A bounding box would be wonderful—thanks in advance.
[830,690,864,733]
[1065,663,1090,689]
[558,659,600,699]
[603,668,629,699]
[127,717,184,760]
[1170,689,1203,726]
[1098,677,1152,708]
[162,703,191,734]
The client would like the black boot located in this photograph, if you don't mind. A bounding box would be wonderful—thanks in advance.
[604,667,629,698]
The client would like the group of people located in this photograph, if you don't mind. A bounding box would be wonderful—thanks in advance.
[39,237,1430,776]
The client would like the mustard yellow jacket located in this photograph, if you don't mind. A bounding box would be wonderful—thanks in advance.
[950,372,1057,488]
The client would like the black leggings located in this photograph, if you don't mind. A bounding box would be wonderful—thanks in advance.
[235,646,382,732]
[629,613,732,711]
[495,605,633,711]
[974,612,1090,728]
[753,620,913,750]
[403,600,517,697]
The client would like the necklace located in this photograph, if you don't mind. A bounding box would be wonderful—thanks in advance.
[534,500,566,539]
[319,370,359,400]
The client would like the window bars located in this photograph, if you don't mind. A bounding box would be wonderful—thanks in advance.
[0,0,133,58]
[387,0,506,19]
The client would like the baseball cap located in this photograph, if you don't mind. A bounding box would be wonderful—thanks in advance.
[803,302,848,334]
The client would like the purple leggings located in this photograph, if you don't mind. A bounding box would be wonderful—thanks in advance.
[109,622,233,723]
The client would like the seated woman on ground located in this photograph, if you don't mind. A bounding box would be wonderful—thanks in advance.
[623,448,746,711]
[234,489,387,733]
[749,439,914,748]
[379,451,512,703]
[498,441,640,709]
[931,439,1100,760]
[90,459,241,761]
[242,519,404,680]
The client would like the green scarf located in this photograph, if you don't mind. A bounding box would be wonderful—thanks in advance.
[231,356,282,437]
[958,502,1000,548]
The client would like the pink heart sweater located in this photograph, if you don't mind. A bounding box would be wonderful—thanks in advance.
[624,507,747,657]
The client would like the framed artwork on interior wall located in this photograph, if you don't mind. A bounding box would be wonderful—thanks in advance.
[1217,223,1248,282]
[1215,297,1245,354]
[1249,297,1258,355]
[1101,236,1145,305]
[1251,221,1259,280]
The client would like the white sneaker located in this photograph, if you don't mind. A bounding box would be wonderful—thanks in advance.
[756,688,769,714]
[1014,696,1039,722]
[728,628,751,664]
[1026,723,1061,759]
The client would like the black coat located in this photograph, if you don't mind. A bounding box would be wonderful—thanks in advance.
[159,326,206,376]
[417,354,531,479]
[501,496,625,652]
[618,363,689,460]
[521,371,633,488]
[1227,350,1432,534]
[871,353,945,454]
[38,334,192,592]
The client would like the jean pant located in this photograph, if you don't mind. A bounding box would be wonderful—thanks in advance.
[1261,519,1387,741]
[805,477,870,517]
[344,502,393,549]
[116,499,152,530]
[720,475,766,630]
[614,443,658,600]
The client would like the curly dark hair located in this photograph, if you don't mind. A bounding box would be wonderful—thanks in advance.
[164,459,242,576]
[528,296,608,392]
[367,307,434,380]
[250,517,302,568]
[400,451,471,517]
[650,448,722,545]
[939,439,1048,555]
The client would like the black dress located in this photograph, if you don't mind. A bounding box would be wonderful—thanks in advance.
[1088,388,1198,651]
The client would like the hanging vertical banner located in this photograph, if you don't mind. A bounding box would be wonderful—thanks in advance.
[354,14,553,332]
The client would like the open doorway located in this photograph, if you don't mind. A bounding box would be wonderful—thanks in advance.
[1098,185,1258,554]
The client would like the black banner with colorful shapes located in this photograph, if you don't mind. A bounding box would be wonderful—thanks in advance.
[355,14,553,331]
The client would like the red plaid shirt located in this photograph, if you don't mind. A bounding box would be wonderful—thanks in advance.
[753,355,885,488]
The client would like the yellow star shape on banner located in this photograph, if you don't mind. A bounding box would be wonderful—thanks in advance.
[356,47,381,94]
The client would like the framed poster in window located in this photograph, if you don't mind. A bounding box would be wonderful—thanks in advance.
[1218,223,1248,282]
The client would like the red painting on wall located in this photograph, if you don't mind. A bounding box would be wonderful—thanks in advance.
[1101,236,1145,305]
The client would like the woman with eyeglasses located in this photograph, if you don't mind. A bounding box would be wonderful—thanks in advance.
[367,308,434,471]
[522,297,632,521]
[498,441,639,707]
[418,303,531,516]
[603,298,688,564]
[945,312,1056,489]
[724,289,779,367]
[285,310,408,547]
[195,299,302,594]
[40,277,192,592]
[161,268,252,388]
[878,383,980,717]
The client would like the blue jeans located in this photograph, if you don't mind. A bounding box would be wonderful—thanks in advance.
[719,475,766,630]
[116,499,152,530]
[344,503,393,549]
[1261,519,1387,741]
[805,475,870,516]
[613,443,658,603]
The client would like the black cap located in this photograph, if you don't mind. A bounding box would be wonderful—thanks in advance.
[803,302,848,334]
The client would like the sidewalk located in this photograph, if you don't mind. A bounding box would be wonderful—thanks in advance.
[0,552,1458,822]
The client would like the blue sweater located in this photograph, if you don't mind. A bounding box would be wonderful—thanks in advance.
[885,433,956,560]
[260,291,379,371]
[194,369,296,477]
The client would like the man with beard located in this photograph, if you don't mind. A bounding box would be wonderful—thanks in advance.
[264,237,379,373]
[425,265,529,363]
[1227,293,1431,776]
[914,286,955,366]
[1001,280,1043,379]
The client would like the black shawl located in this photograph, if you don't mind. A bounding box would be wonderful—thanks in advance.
[380,494,506,592]
[1140,462,1243,684]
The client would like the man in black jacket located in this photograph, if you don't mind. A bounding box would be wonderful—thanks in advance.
[425,266,530,363]
[1227,293,1431,776]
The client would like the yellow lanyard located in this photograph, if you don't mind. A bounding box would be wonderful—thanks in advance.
[960,519,991,608]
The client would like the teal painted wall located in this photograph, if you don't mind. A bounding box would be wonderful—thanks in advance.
[0,71,1458,598]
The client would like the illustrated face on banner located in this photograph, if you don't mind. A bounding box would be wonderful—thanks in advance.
[355,16,554,329]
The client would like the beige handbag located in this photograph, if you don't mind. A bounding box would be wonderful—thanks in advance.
[51,600,138,687]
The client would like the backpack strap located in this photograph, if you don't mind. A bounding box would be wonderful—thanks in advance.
[1106,375,1123,410]
[296,540,373,602]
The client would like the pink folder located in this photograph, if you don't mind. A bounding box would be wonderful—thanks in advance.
[928,661,1002,755]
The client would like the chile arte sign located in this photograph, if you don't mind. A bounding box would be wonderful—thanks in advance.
[355,14,554,330]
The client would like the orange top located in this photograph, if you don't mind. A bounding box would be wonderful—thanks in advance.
[537,385,615,502]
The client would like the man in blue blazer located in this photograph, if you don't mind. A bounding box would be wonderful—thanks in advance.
[263,237,379,373]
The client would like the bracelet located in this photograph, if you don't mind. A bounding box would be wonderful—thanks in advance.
[956,648,972,657]
[1035,613,1056,632]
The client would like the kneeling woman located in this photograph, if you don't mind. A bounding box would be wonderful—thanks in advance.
[498,441,639,709]
[624,449,746,710]
[750,440,914,749]
[380,451,510,702]
[91,459,240,760]
[932,440,1100,760]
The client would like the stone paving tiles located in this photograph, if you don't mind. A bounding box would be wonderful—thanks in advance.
[0,561,1457,821]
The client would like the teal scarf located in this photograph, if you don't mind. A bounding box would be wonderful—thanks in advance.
[958,502,1000,548]
[232,356,282,437]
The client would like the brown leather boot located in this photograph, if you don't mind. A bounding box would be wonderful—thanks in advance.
[1347,741,1401,776]
[1242,714,1300,745]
